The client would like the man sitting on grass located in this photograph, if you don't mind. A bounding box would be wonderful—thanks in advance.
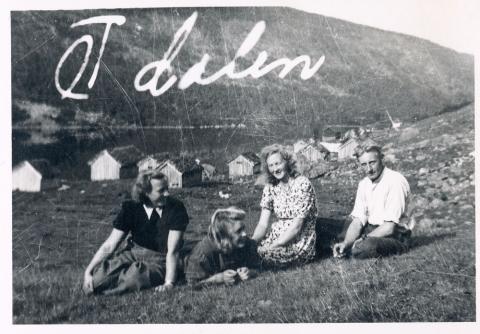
[82,170,189,295]
[185,207,261,286]
[333,143,412,259]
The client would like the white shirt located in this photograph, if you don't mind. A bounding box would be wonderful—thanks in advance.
[350,167,410,228]
[143,205,163,219]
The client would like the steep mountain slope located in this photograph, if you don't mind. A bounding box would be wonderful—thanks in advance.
[11,7,474,141]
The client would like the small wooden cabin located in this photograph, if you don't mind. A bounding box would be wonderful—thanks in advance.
[157,157,203,188]
[322,127,340,142]
[299,144,324,162]
[338,137,378,161]
[228,152,261,179]
[201,163,216,181]
[338,138,359,161]
[88,145,144,181]
[318,142,341,161]
[12,159,54,192]
[137,153,170,173]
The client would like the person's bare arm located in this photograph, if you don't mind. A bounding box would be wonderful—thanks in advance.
[155,230,183,292]
[366,221,396,238]
[83,228,126,294]
[333,218,363,257]
[252,209,271,242]
[196,270,238,286]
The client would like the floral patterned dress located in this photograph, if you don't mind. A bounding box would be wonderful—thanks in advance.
[258,175,317,267]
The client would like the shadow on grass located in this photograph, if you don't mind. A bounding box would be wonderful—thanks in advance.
[409,232,456,249]
[315,217,346,259]
[314,216,458,259]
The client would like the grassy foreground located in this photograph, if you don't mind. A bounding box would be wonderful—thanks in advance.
[12,106,476,323]
[12,178,475,323]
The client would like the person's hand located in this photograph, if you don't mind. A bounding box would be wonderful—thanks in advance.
[82,272,94,295]
[236,267,250,281]
[333,242,347,258]
[222,269,238,285]
[155,282,174,292]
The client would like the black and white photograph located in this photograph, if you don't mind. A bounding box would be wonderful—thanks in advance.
[3,0,478,328]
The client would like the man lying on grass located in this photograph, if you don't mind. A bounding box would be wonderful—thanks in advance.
[185,207,261,286]
[333,143,412,259]
[82,170,189,295]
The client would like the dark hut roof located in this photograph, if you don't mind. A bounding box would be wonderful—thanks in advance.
[240,152,260,165]
[323,126,356,139]
[138,152,170,165]
[109,145,144,166]
[322,127,338,137]
[162,157,203,174]
[201,163,216,174]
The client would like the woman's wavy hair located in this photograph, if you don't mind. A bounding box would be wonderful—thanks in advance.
[208,206,246,253]
[131,170,169,204]
[260,143,299,185]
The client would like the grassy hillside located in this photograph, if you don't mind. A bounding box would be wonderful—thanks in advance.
[11,7,474,141]
[12,104,475,323]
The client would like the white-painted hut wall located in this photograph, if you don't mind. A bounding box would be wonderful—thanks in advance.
[319,142,341,153]
[338,140,358,161]
[301,146,323,162]
[228,156,254,178]
[90,152,121,181]
[159,162,183,188]
[12,162,42,192]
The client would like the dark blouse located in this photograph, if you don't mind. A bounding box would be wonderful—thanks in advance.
[112,198,189,253]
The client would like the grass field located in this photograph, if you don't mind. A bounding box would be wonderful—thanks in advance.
[12,106,475,323]
[12,179,475,323]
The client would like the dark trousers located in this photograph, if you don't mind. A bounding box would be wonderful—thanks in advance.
[92,243,167,295]
[316,217,411,259]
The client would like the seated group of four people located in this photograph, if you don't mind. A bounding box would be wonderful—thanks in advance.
[83,142,411,295]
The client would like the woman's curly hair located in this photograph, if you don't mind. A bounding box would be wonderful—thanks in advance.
[208,206,246,253]
[131,170,169,204]
[260,144,299,185]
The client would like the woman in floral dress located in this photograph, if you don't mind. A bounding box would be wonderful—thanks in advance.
[252,144,317,267]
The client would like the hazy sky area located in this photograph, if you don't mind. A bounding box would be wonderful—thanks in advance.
[7,0,479,54]
[294,0,478,55]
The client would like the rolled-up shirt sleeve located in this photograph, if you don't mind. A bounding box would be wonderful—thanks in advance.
[383,177,410,224]
[350,183,368,226]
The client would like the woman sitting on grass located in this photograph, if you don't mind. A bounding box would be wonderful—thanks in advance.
[185,207,261,286]
[252,144,318,268]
